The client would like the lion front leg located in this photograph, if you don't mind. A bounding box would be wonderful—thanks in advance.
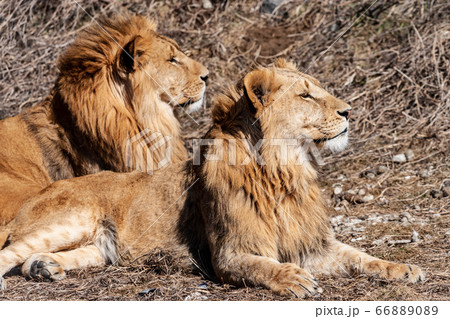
[304,238,425,283]
[214,252,321,298]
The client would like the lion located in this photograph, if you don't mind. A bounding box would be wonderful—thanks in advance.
[0,14,209,225]
[0,60,424,296]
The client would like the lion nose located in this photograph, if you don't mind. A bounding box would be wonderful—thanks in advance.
[200,74,209,82]
[337,109,351,120]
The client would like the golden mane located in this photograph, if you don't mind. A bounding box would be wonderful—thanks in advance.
[26,14,189,176]
[211,84,243,125]
[211,67,285,126]
[204,68,329,258]
[56,15,162,167]
[57,15,157,82]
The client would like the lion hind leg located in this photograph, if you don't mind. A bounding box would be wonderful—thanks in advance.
[0,216,96,289]
[305,239,425,283]
[21,245,105,281]
[19,218,120,281]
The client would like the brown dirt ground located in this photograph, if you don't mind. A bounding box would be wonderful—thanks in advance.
[0,0,449,301]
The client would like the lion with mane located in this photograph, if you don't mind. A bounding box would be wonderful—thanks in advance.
[0,60,423,296]
[0,15,208,225]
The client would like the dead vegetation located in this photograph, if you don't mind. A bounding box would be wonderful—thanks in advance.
[0,0,448,300]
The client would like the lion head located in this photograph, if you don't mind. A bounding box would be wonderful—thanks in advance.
[244,59,351,153]
[54,14,209,170]
[211,59,351,174]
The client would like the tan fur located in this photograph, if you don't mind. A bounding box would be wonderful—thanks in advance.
[0,61,423,296]
[0,14,208,225]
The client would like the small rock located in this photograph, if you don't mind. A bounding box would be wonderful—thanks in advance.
[392,153,407,163]
[350,236,365,242]
[425,234,432,240]
[400,217,408,223]
[334,186,343,195]
[388,239,412,245]
[138,288,156,296]
[411,230,419,242]
[430,190,443,199]
[202,0,213,9]
[361,194,374,203]
[405,175,411,181]
[184,292,208,301]
[349,218,362,226]
[405,149,415,161]
[198,282,208,289]
[401,212,412,219]
[444,230,450,238]
[331,215,344,223]
[419,169,430,178]
[358,189,366,196]
[387,213,399,221]
[372,239,384,245]
[360,170,376,178]
[261,0,285,13]
[343,72,355,85]
[376,165,389,174]
[414,205,420,211]
[432,213,441,218]
[366,172,376,179]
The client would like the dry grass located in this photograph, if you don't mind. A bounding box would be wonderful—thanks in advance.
[0,0,449,300]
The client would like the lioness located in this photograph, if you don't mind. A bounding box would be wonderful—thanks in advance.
[0,60,424,296]
[0,15,208,225]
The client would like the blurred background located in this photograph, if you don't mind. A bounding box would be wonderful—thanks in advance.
[0,0,448,300]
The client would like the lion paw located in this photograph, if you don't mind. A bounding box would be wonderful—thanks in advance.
[365,260,425,283]
[268,263,321,298]
[22,254,66,281]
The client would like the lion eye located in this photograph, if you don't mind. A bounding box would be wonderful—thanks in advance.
[169,56,178,64]
[300,93,313,99]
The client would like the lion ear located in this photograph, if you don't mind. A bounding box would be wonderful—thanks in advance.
[274,58,297,71]
[243,69,274,115]
[119,36,140,74]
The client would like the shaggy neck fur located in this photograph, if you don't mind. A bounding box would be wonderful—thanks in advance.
[21,15,187,181]
[202,88,331,264]
[21,87,186,182]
